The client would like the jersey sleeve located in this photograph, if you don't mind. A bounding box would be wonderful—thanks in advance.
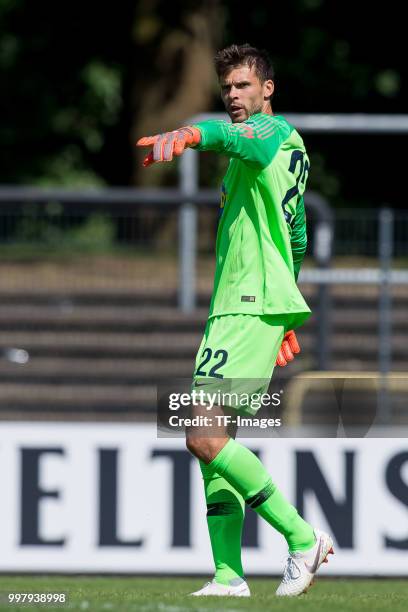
[193,116,292,169]
[290,196,307,281]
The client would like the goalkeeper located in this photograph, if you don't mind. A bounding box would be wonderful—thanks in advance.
[137,43,333,598]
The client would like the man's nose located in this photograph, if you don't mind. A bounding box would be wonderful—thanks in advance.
[228,86,239,99]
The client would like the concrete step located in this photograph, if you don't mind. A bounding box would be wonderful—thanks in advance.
[0,282,407,306]
[0,357,195,383]
[0,383,157,412]
[0,289,179,307]
[0,305,407,331]
[0,331,202,358]
[1,330,407,359]
[0,305,208,332]
[327,359,408,371]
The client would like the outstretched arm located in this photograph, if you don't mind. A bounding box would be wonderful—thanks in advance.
[137,117,291,169]
[193,117,288,168]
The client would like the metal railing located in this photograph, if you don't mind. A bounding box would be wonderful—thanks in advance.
[0,187,407,375]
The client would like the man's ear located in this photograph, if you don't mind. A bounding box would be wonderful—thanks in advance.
[264,79,274,99]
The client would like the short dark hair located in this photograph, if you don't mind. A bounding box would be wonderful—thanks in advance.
[214,43,275,84]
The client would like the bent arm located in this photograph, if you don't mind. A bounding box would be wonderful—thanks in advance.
[290,196,307,281]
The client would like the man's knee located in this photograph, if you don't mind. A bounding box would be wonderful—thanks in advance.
[185,435,205,459]
[185,435,228,463]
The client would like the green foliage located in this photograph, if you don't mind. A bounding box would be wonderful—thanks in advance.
[307,152,340,199]
[0,0,406,209]
[34,147,107,188]
[52,62,123,154]
[375,70,401,98]
[66,213,116,251]
[13,206,115,255]
[0,1,130,186]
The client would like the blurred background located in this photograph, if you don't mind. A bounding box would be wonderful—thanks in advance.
[0,0,407,424]
[0,0,407,581]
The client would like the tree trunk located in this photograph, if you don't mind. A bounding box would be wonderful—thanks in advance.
[130,0,224,186]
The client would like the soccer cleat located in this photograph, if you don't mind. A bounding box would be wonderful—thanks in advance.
[276,528,334,597]
[190,578,251,597]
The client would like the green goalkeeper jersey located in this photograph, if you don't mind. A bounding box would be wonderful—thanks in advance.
[193,112,311,330]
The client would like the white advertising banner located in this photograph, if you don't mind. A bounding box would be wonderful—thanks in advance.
[0,422,407,574]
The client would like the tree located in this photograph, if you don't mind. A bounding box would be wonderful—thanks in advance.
[130,0,224,186]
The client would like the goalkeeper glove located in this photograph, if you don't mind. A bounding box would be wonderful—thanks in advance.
[276,330,300,367]
[136,126,201,167]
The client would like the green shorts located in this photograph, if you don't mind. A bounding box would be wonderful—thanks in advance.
[192,314,286,415]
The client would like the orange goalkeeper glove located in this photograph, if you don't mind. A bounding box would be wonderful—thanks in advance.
[136,126,201,167]
[276,330,300,367]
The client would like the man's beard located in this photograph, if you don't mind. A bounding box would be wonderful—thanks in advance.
[230,103,263,123]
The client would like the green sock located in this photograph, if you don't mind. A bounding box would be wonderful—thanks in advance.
[200,460,245,585]
[208,439,315,552]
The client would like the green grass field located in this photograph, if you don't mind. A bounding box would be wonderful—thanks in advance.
[0,576,407,612]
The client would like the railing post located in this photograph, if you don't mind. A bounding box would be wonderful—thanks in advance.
[314,220,333,370]
[178,149,199,312]
[378,207,393,423]
[304,192,334,370]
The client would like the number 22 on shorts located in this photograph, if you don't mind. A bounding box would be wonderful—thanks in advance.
[195,348,228,379]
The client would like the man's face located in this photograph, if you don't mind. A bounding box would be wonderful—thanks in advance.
[220,64,274,123]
